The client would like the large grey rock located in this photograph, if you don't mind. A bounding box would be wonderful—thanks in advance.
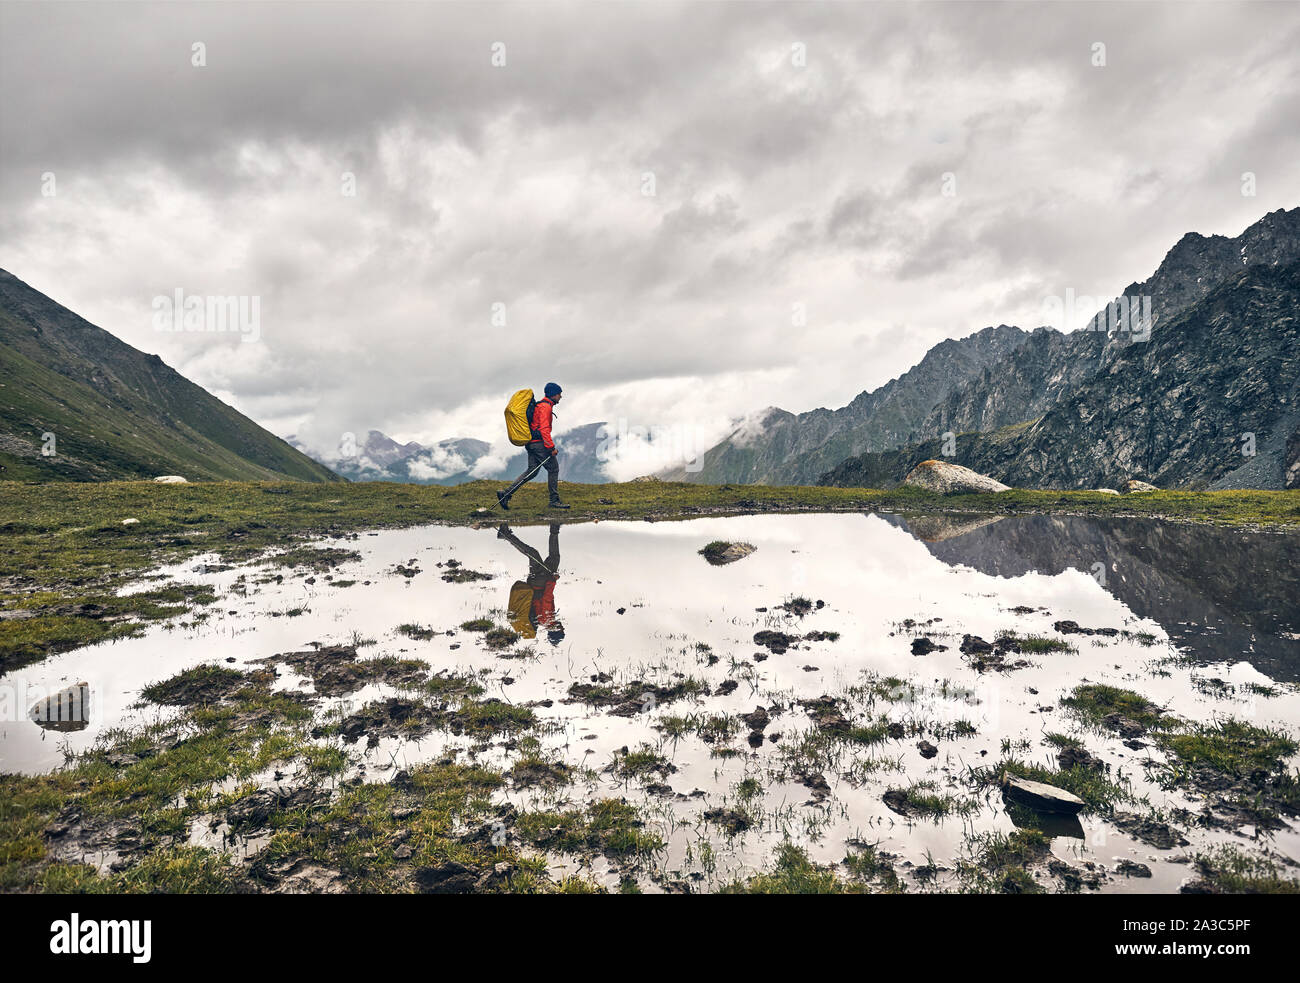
[700,541,756,565]
[1123,479,1158,493]
[28,681,91,732]
[903,460,1010,495]
[1001,772,1086,814]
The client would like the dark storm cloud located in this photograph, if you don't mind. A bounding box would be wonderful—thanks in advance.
[1,1,1297,472]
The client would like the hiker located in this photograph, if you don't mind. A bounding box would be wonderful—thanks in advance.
[498,522,565,644]
[498,382,569,510]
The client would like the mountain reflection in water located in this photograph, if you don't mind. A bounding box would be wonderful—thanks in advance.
[887,513,1300,680]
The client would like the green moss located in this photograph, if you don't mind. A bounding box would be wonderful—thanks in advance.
[1158,719,1298,781]
[454,699,536,735]
[996,630,1076,654]
[1060,684,1170,731]
[516,798,663,858]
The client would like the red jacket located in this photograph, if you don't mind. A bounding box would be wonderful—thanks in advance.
[532,578,557,626]
[530,396,556,449]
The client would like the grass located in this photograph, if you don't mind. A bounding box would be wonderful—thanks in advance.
[515,799,663,859]
[483,627,520,650]
[1060,683,1170,731]
[0,583,217,673]
[957,829,1052,894]
[610,744,676,782]
[1158,718,1299,784]
[885,781,979,819]
[995,630,1076,654]
[976,756,1136,813]
[396,623,438,641]
[0,654,587,894]
[722,842,866,894]
[1188,846,1300,894]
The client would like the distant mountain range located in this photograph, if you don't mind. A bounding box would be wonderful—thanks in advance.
[678,206,1300,491]
[661,324,1032,485]
[823,259,1300,490]
[7,206,1296,491]
[823,209,1300,491]
[0,270,341,483]
[290,420,614,485]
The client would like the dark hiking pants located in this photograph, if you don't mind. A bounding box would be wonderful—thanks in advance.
[523,441,560,502]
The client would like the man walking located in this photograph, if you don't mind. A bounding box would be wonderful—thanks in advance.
[498,382,569,510]
[499,522,565,645]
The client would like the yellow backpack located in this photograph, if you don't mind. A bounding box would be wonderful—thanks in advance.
[507,581,536,638]
[505,389,536,446]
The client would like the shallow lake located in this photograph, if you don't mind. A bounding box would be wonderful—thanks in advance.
[4,511,1298,892]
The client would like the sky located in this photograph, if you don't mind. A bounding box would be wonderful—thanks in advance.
[2,1,1298,479]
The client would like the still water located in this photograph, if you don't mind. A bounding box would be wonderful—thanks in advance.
[4,512,1298,891]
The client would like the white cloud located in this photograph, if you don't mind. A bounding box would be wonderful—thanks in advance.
[2,1,1297,458]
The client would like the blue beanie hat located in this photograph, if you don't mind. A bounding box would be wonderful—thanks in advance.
[544,382,562,398]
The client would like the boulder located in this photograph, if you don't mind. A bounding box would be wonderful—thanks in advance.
[903,460,1010,495]
[28,681,91,732]
[1000,772,1085,814]
[1093,488,1120,495]
[154,475,188,484]
[700,541,756,565]
[1123,479,1158,493]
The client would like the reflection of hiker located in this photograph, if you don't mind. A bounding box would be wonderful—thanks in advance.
[498,383,569,511]
[499,522,564,644]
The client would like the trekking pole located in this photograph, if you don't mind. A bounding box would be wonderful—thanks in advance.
[475,452,549,515]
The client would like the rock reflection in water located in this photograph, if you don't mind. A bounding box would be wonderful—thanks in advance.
[28,681,91,732]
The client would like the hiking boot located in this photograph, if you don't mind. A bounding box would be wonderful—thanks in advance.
[496,491,511,511]
[549,500,571,510]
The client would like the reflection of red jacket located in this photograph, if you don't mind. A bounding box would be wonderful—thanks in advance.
[530,397,556,449]
[532,579,557,625]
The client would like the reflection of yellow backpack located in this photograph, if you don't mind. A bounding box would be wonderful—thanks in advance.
[505,389,536,446]
[508,581,536,638]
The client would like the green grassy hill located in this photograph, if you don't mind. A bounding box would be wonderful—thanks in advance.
[0,270,342,482]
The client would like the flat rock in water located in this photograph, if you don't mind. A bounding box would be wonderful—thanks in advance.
[1001,772,1085,814]
[701,542,756,565]
[903,460,1010,495]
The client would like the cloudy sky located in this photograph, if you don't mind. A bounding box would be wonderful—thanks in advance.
[2,1,1297,478]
